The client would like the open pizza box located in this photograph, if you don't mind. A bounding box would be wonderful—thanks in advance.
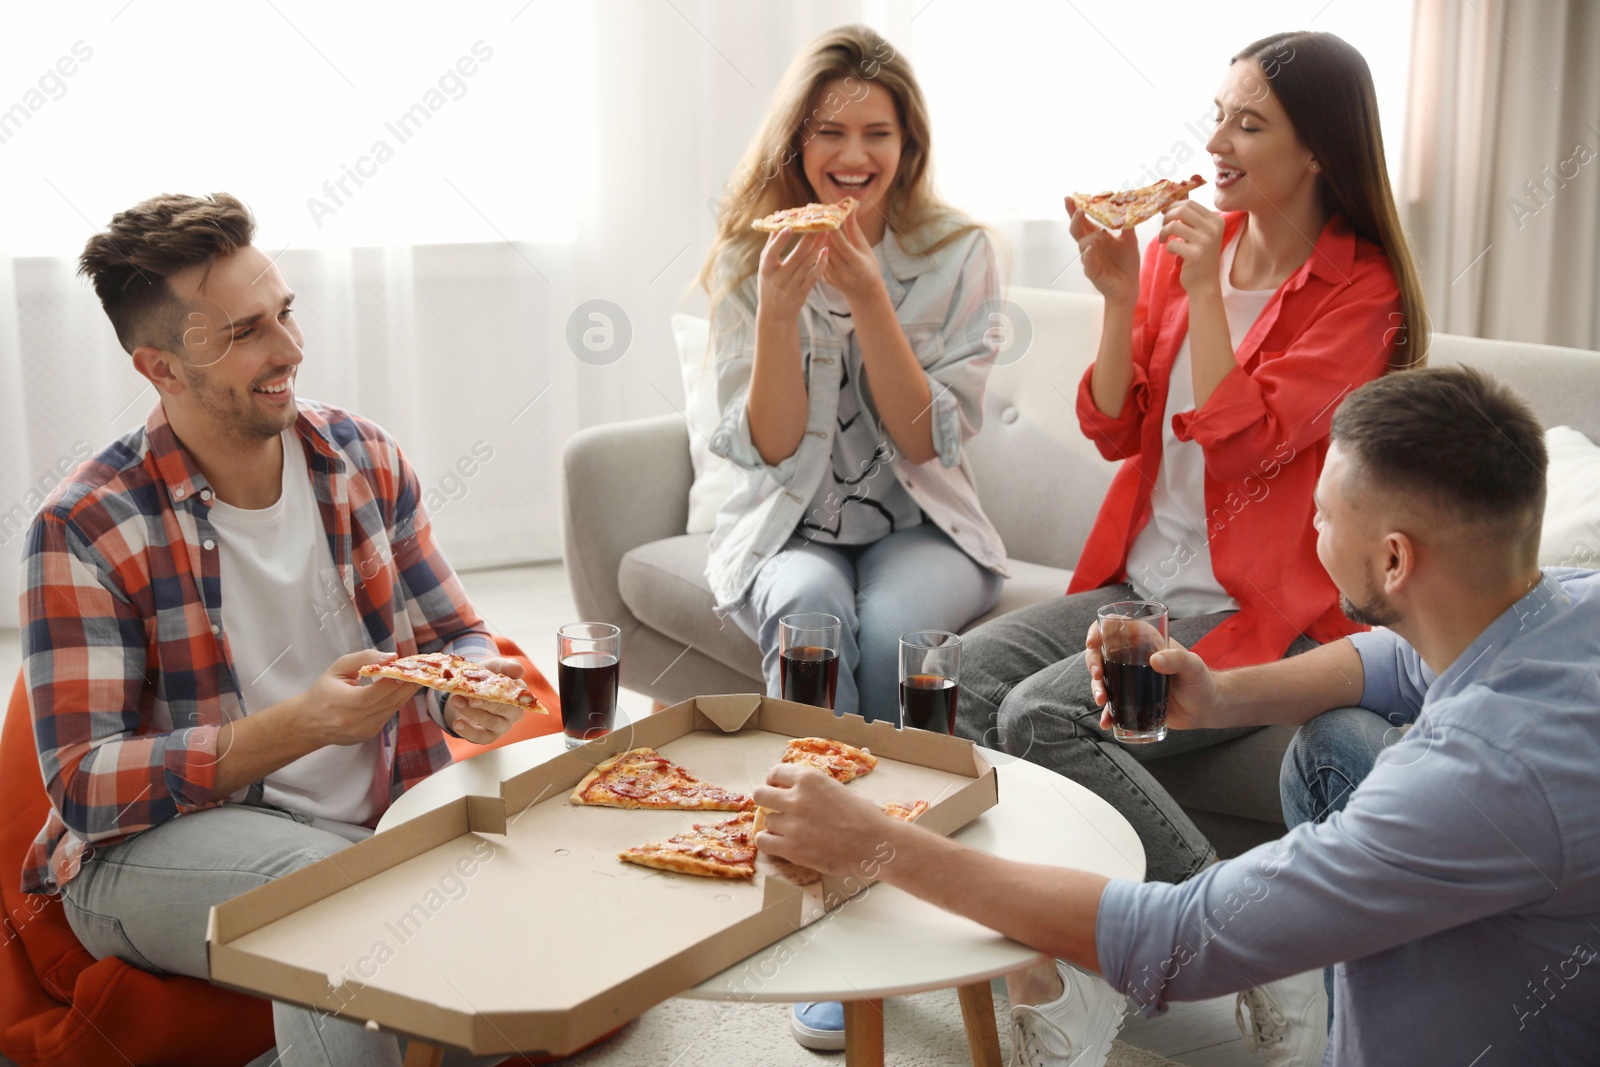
[207,694,998,1056]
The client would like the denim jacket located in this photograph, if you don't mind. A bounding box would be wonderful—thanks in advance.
[705,223,1009,614]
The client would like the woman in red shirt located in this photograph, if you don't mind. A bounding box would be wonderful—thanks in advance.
[956,33,1428,1065]
[958,31,1426,883]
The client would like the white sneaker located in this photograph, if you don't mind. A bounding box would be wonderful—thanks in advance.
[1235,970,1329,1066]
[1009,960,1126,1067]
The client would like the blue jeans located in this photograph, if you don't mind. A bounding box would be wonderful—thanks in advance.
[1279,705,1398,1030]
[60,802,504,1067]
[732,524,1003,724]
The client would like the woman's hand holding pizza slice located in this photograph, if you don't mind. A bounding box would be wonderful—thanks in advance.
[1158,198,1227,297]
[1066,197,1141,308]
[822,207,885,304]
[757,225,828,322]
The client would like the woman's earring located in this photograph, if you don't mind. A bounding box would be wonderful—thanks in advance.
[1309,160,1321,172]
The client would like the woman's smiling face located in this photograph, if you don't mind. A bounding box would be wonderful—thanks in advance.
[801,78,902,243]
[1205,60,1319,215]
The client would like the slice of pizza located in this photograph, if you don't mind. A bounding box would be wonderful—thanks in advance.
[880,799,931,822]
[751,197,857,233]
[781,737,878,783]
[570,747,754,811]
[755,799,930,885]
[1071,174,1207,231]
[357,652,547,711]
[618,812,756,880]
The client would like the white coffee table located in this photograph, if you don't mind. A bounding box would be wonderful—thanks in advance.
[380,732,1144,1067]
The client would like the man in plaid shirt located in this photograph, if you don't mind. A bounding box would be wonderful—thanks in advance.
[22,193,521,1065]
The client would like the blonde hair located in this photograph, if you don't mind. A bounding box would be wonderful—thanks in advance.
[698,25,979,317]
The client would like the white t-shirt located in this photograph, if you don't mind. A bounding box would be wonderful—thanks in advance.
[209,431,380,824]
[1126,236,1276,616]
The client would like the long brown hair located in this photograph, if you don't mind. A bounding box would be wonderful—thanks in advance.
[1234,31,1428,370]
[698,25,978,316]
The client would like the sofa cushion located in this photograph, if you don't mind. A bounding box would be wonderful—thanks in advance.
[1541,426,1600,568]
[620,535,760,679]
[966,558,1075,628]
[619,535,1075,683]
[673,314,746,536]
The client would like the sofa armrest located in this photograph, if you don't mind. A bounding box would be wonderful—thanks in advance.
[561,414,694,629]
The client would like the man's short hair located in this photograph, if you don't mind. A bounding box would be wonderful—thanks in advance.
[1331,366,1547,535]
[77,192,255,354]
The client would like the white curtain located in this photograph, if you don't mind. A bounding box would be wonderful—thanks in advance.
[0,2,878,627]
[1,0,1421,627]
[1402,0,1600,348]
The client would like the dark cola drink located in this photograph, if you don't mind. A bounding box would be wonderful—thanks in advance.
[560,652,619,741]
[781,645,839,710]
[900,673,959,734]
[1104,659,1168,742]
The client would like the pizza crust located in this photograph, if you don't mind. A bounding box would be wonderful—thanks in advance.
[751,197,857,233]
[357,652,545,711]
[570,749,627,805]
[620,850,754,880]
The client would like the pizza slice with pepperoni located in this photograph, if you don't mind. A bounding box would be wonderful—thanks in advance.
[570,747,754,811]
[1071,174,1207,231]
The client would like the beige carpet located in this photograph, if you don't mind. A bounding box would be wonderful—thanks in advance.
[519,984,1180,1066]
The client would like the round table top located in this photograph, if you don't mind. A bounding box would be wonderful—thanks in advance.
[377,731,1145,1002]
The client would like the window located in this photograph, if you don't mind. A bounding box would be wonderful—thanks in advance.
[910,1,1415,221]
[0,1,593,255]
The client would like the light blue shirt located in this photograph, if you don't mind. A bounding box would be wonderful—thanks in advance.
[1096,568,1600,1066]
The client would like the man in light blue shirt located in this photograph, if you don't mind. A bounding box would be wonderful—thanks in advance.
[754,366,1600,1066]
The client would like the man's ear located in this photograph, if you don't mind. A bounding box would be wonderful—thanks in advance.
[1381,530,1415,596]
[132,345,185,396]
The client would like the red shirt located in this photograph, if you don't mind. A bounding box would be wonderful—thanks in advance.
[1070,212,1400,670]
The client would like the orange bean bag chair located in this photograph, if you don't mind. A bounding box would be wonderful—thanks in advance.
[1,636,560,1065]
[0,670,276,1066]
[444,635,563,762]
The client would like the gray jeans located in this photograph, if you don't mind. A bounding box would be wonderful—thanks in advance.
[60,802,503,1067]
[953,584,1316,883]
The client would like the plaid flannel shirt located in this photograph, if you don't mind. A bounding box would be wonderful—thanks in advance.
[20,400,493,895]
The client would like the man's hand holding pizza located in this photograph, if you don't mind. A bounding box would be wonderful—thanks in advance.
[443,655,527,744]
[302,650,425,746]
[753,763,904,877]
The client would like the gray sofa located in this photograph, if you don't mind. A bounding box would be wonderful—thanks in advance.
[562,287,1600,856]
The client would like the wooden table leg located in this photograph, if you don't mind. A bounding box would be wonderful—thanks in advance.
[959,981,1004,1067]
[843,998,886,1067]
[402,1041,445,1067]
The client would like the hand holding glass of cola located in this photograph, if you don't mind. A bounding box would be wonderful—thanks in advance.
[1094,601,1170,744]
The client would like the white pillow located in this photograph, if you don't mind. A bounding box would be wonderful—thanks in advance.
[1540,425,1600,568]
[674,313,745,534]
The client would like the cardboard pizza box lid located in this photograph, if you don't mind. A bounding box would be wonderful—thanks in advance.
[207,695,998,1056]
